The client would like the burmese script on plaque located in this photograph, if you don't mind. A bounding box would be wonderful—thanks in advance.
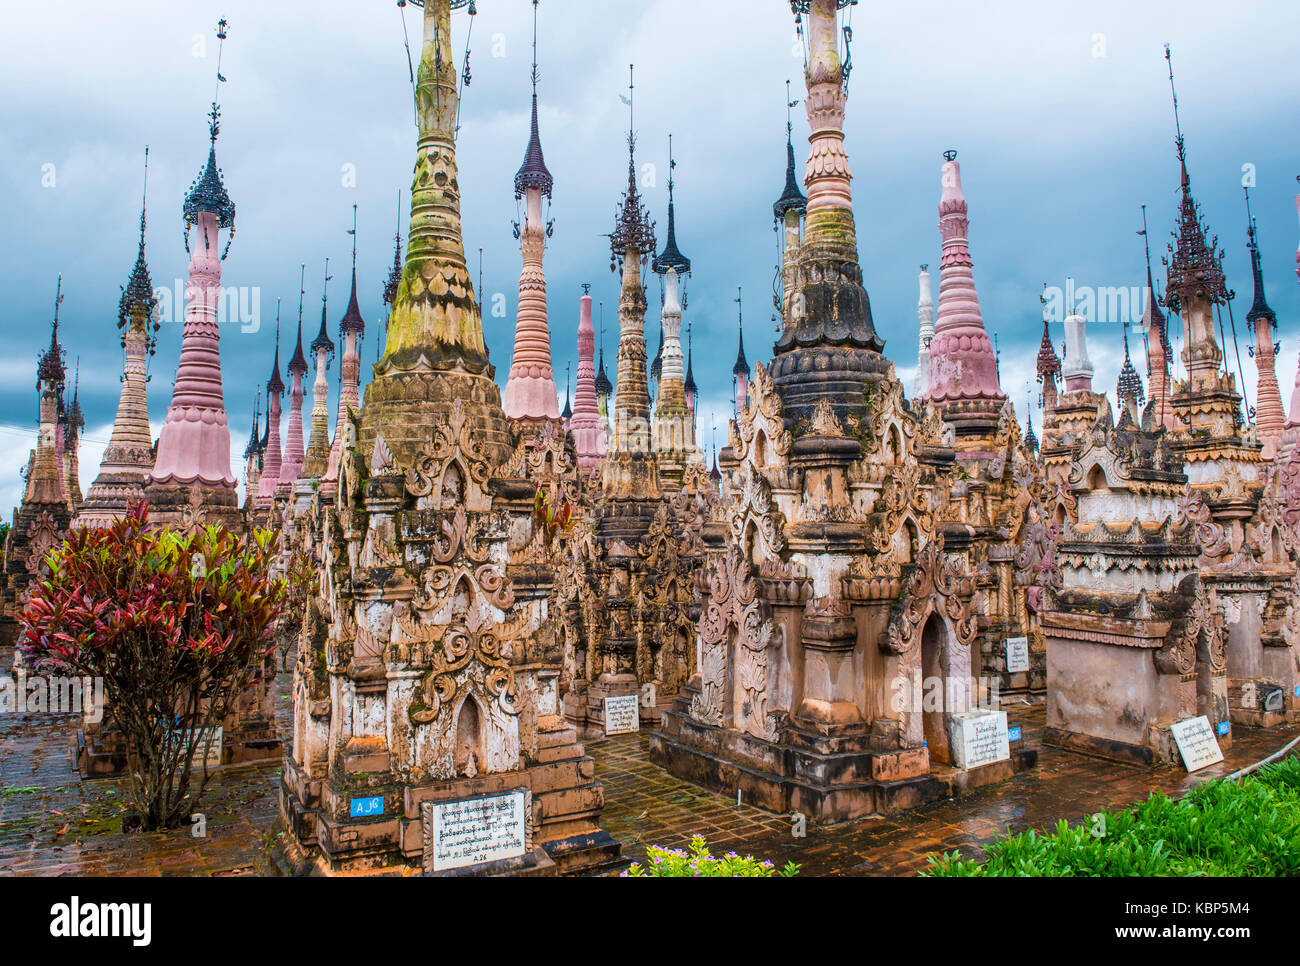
[1170,715,1224,773]
[604,693,641,735]
[428,791,528,871]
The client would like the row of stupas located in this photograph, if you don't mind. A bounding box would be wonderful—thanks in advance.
[6,1,1300,873]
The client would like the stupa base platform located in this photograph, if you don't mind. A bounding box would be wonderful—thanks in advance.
[142,482,243,532]
[277,718,622,876]
[652,690,1037,825]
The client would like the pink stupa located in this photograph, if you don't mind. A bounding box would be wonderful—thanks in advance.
[322,232,365,491]
[926,152,1006,407]
[255,309,285,506]
[277,290,309,493]
[148,106,238,494]
[502,10,560,426]
[570,285,607,469]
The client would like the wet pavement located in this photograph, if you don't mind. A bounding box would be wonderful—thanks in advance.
[2,651,1296,877]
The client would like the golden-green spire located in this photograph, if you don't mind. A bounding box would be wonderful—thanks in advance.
[379,0,487,375]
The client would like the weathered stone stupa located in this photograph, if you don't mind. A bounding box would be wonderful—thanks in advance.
[767,1,887,426]
[652,0,1035,823]
[77,152,161,529]
[556,66,699,739]
[1,282,75,647]
[279,0,617,876]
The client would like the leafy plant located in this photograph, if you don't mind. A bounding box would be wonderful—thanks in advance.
[533,487,574,545]
[19,502,286,831]
[622,835,800,877]
[926,756,1300,877]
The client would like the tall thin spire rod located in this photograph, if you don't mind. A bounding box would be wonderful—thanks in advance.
[627,64,635,146]
[297,263,306,328]
[350,204,358,271]
[530,0,540,93]
[139,146,150,236]
[210,19,230,142]
[1164,44,1186,167]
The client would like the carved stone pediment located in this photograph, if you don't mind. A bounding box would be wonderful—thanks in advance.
[882,540,980,656]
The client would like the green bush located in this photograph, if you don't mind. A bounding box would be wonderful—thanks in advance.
[926,756,1300,877]
[622,835,800,877]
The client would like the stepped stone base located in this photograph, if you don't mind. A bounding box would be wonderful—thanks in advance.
[652,686,1035,824]
[278,714,621,876]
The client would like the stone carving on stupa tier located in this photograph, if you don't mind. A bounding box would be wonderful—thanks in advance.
[649,4,1042,823]
[276,0,618,877]
[1041,407,1233,765]
[1,281,75,650]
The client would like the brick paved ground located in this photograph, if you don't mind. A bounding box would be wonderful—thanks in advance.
[2,650,1296,877]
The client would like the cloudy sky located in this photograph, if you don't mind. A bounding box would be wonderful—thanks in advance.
[1,0,1298,514]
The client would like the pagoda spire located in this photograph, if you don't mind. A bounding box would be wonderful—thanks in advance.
[1035,287,1061,416]
[651,134,690,435]
[1161,46,1229,404]
[363,0,509,467]
[770,1,885,425]
[79,147,163,530]
[28,278,68,506]
[1117,319,1145,424]
[914,264,934,400]
[243,394,264,502]
[303,257,335,478]
[1244,187,1286,459]
[927,151,1006,409]
[684,323,698,417]
[606,63,657,459]
[503,0,560,426]
[1025,389,1039,455]
[149,18,238,502]
[1139,204,1176,431]
[774,80,807,320]
[256,300,285,505]
[733,287,750,415]
[594,301,613,430]
[1283,184,1300,463]
[570,284,607,469]
[279,267,311,492]
[324,209,366,489]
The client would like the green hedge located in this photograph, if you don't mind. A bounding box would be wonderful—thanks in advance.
[926,755,1300,876]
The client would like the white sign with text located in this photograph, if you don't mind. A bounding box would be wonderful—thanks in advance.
[1005,636,1030,674]
[426,791,528,872]
[604,694,640,735]
[1170,715,1224,772]
[950,709,1010,770]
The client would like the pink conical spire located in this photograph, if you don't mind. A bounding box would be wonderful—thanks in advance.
[256,308,284,505]
[278,280,309,492]
[502,5,559,426]
[926,153,1005,405]
[322,246,365,491]
[149,29,237,493]
[570,286,606,468]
